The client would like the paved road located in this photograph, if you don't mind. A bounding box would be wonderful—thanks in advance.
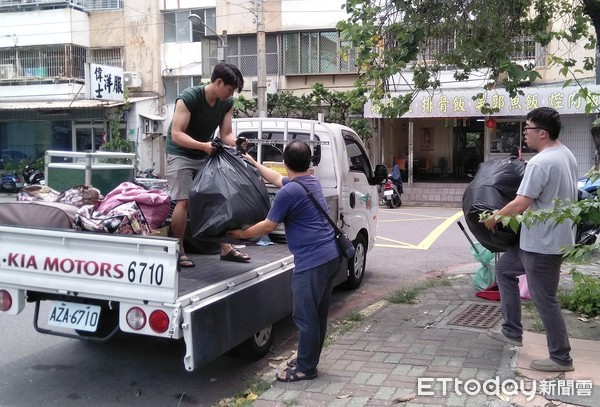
[0,200,477,407]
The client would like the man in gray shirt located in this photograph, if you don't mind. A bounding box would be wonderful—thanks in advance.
[484,107,578,372]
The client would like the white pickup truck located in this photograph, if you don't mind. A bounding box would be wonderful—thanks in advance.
[0,117,387,372]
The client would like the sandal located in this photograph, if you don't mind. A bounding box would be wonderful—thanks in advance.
[275,367,318,383]
[220,249,251,263]
[287,358,297,368]
[179,254,195,268]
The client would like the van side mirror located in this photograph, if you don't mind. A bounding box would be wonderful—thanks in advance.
[373,164,388,184]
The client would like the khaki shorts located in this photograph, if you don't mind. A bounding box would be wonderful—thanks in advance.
[166,154,207,201]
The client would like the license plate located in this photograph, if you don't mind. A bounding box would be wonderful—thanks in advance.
[47,301,101,332]
[384,190,393,196]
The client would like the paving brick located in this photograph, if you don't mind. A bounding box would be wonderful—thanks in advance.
[251,274,528,407]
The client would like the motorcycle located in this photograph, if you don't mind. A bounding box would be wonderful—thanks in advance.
[381,164,403,208]
[22,165,45,186]
[0,172,24,192]
[382,178,402,208]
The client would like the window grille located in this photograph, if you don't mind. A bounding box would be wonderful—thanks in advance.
[203,34,279,78]
[0,44,86,79]
[88,48,123,68]
[417,36,455,62]
[82,0,123,11]
[0,0,85,12]
[283,31,357,75]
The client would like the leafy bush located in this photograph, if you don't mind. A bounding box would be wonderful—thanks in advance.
[559,271,600,317]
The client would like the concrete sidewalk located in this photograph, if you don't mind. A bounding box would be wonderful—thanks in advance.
[253,263,599,407]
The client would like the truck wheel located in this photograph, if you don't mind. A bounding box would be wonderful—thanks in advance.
[343,234,366,290]
[234,325,275,361]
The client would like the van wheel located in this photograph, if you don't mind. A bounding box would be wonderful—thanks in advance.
[234,325,275,361]
[343,234,366,290]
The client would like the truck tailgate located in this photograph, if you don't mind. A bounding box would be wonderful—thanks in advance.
[0,226,179,304]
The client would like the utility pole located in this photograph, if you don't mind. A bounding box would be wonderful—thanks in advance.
[256,0,267,117]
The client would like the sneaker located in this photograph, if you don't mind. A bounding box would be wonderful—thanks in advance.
[530,358,574,372]
[486,328,523,347]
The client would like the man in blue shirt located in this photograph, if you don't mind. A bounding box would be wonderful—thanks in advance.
[228,140,342,382]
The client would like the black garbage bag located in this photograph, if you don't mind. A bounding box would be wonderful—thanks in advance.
[462,155,525,252]
[189,141,271,238]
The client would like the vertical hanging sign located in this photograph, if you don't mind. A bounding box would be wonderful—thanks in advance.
[85,63,124,101]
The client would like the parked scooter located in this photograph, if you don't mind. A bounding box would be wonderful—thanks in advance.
[382,178,402,208]
[22,165,45,186]
[382,164,404,208]
[0,172,24,192]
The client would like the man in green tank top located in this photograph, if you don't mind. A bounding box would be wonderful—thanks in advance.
[165,62,250,267]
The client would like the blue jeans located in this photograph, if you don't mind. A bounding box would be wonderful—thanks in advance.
[291,256,341,374]
[495,245,572,365]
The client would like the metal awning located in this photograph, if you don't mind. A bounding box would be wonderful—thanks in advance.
[0,100,126,111]
[139,112,165,121]
[0,96,157,111]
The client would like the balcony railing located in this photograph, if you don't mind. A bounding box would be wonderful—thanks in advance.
[0,0,122,12]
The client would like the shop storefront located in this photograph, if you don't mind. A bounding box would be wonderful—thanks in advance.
[365,85,598,184]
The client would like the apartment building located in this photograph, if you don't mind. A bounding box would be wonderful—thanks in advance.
[1,0,594,184]
[160,0,357,122]
[0,0,357,175]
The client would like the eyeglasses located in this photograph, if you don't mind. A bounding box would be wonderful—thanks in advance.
[523,126,546,132]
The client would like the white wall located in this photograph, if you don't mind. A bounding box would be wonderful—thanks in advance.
[161,43,204,76]
[281,0,347,30]
[0,83,84,101]
[0,9,89,48]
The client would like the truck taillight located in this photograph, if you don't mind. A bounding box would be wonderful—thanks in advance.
[0,290,12,311]
[126,307,146,330]
[149,310,169,333]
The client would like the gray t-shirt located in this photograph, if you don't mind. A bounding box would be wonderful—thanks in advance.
[518,144,578,254]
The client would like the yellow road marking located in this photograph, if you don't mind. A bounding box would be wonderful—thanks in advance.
[375,210,464,250]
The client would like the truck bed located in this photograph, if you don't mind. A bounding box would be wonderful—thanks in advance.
[178,243,292,297]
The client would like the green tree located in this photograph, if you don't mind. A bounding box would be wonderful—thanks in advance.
[337,0,595,117]
[234,87,372,140]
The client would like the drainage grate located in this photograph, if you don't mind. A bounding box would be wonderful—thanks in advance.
[447,303,502,329]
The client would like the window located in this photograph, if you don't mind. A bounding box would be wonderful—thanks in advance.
[163,76,203,105]
[490,121,534,155]
[88,48,123,68]
[75,122,105,153]
[0,45,86,80]
[283,31,357,75]
[163,9,216,43]
[203,34,280,77]
[241,131,322,166]
[344,132,372,178]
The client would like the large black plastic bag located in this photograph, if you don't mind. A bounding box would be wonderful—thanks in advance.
[462,155,525,252]
[189,142,271,238]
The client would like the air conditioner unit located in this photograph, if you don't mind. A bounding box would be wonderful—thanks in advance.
[143,118,162,134]
[123,71,142,89]
[0,64,15,80]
